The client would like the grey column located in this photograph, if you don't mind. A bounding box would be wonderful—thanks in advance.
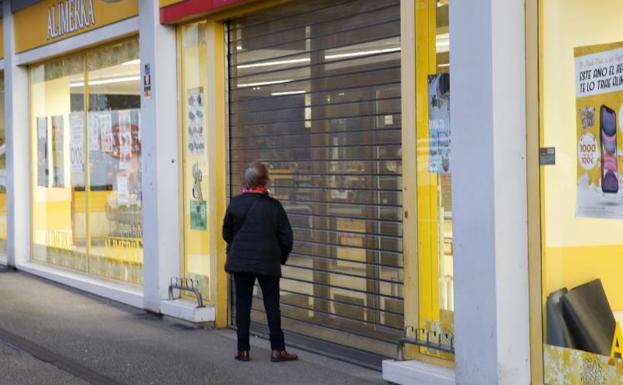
[139,0,180,312]
[4,0,31,267]
[451,0,530,384]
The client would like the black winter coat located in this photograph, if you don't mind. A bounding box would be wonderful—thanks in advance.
[223,193,293,277]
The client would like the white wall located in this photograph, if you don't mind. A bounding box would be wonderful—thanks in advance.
[4,0,30,267]
[139,0,180,312]
[451,0,530,384]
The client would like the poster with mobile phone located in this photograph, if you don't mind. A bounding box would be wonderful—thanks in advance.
[575,42,623,218]
[428,73,450,174]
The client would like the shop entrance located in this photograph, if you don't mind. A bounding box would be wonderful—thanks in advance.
[227,0,403,359]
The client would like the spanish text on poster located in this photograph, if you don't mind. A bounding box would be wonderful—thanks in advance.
[428,73,451,174]
[36,117,48,187]
[575,42,623,218]
[51,115,65,188]
[70,113,85,184]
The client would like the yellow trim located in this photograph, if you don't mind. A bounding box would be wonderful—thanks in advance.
[526,0,543,384]
[175,25,186,291]
[400,0,419,354]
[14,0,138,53]
[160,0,185,7]
[204,20,228,328]
[400,0,453,367]
[0,19,4,60]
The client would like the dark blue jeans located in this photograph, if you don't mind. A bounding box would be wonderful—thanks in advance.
[234,273,285,351]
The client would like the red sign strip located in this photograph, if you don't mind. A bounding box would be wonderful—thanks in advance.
[160,0,254,24]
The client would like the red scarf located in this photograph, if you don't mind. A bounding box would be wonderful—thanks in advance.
[242,185,269,194]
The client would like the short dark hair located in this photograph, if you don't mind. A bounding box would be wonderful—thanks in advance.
[243,161,270,188]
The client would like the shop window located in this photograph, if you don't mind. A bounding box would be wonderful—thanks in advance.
[540,1,623,383]
[30,38,142,285]
[414,0,453,360]
[180,21,211,301]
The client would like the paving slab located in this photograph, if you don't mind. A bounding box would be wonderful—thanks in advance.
[0,271,385,385]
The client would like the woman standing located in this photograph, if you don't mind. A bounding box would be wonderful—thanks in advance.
[223,161,298,363]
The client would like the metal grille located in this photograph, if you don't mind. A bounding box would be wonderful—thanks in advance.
[227,0,402,357]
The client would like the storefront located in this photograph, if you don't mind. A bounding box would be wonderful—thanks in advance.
[164,0,456,371]
[10,1,141,286]
[0,0,560,384]
[529,0,623,383]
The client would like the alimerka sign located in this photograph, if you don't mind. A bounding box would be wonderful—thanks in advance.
[47,0,96,40]
[14,0,138,53]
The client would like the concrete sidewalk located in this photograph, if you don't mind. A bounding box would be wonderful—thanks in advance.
[0,267,385,385]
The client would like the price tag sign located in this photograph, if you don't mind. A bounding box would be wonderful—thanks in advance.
[540,147,556,166]
[578,133,599,170]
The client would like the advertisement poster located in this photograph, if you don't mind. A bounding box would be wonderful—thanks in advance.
[51,115,64,187]
[69,112,85,181]
[36,117,48,187]
[428,73,451,174]
[575,42,623,218]
[190,200,207,230]
[186,87,206,156]
[116,174,129,205]
[88,111,101,152]
[118,110,133,170]
[99,112,113,153]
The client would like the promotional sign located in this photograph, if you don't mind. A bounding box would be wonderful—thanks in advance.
[186,87,206,156]
[51,115,65,188]
[190,200,207,230]
[36,117,49,187]
[428,73,451,174]
[575,42,623,218]
[69,112,85,178]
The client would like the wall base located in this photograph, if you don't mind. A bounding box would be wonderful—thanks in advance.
[160,299,215,323]
[16,262,144,308]
[382,360,455,385]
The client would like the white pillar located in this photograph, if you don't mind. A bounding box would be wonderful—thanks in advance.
[451,0,530,384]
[139,0,180,312]
[4,0,31,268]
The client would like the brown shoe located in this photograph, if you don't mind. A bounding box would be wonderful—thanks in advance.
[271,349,298,362]
[235,350,250,361]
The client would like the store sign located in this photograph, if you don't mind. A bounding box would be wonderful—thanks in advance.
[14,0,138,53]
[47,0,96,40]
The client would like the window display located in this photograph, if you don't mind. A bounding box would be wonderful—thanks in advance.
[180,21,211,302]
[30,38,142,285]
[415,0,454,360]
[540,1,623,383]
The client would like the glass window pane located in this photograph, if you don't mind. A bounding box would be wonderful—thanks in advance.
[86,38,142,284]
[31,54,88,271]
[181,21,211,301]
[541,1,623,383]
[415,0,453,360]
